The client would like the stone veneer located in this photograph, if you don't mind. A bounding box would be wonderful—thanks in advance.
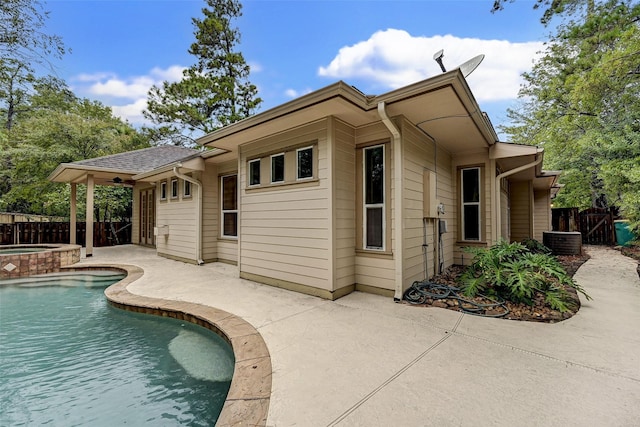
[0,244,81,279]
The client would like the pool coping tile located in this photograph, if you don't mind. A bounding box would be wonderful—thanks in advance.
[62,263,271,427]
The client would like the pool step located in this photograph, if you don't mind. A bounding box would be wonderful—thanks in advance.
[0,271,125,288]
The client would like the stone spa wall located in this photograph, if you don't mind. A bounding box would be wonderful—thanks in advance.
[0,244,81,278]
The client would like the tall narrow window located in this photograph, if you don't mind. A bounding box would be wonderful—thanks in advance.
[462,167,481,241]
[271,153,284,183]
[248,159,261,186]
[160,181,167,200]
[183,180,192,198]
[364,145,385,250]
[221,175,238,237]
[171,179,178,199]
[296,146,313,180]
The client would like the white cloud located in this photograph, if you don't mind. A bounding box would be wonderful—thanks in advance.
[71,65,186,125]
[284,87,313,99]
[111,99,148,125]
[318,29,544,102]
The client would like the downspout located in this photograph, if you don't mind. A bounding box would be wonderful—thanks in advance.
[173,164,204,265]
[378,102,404,301]
[494,153,543,242]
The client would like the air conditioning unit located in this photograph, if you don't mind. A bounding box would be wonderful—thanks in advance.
[542,231,582,255]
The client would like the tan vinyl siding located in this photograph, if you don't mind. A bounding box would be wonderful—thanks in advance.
[401,118,454,286]
[533,189,550,241]
[201,164,219,262]
[510,181,532,242]
[355,256,395,290]
[436,146,455,268]
[332,118,356,291]
[156,180,198,262]
[131,184,141,244]
[501,183,510,241]
[239,120,332,292]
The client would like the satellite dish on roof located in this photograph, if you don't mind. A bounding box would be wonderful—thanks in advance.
[433,50,485,77]
[458,54,485,77]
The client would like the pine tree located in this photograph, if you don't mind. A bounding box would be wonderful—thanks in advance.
[144,0,261,146]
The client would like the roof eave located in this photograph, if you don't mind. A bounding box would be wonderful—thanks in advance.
[197,81,367,148]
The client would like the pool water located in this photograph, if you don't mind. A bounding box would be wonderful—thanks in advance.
[0,271,234,426]
[0,247,48,254]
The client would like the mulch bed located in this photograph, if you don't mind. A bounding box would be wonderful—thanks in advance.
[619,244,640,278]
[405,253,590,323]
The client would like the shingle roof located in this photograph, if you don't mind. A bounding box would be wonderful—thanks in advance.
[73,146,201,173]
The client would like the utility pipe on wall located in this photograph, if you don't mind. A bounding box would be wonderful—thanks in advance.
[378,102,404,301]
[173,165,204,265]
[494,154,543,242]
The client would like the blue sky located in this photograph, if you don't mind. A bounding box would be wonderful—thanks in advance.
[44,0,551,138]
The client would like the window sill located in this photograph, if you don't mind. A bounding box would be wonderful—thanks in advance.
[456,241,488,247]
[219,236,238,242]
[355,249,393,259]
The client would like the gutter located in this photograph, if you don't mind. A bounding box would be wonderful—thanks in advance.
[494,153,543,242]
[378,102,404,301]
[173,165,204,265]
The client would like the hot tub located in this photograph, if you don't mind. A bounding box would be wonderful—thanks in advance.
[0,244,81,279]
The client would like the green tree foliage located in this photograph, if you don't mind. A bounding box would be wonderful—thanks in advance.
[491,0,593,24]
[500,0,640,232]
[144,0,261,145]
[0,0,66,63]
[0,77,149,218]
[0,1,147,221]
[1,0,67,129]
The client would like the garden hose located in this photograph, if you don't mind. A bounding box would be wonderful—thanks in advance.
[403,280,509,318]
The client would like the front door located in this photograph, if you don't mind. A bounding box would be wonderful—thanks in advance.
[139,188,155,246]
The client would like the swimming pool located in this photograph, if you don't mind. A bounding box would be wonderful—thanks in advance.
[0,271,234,426]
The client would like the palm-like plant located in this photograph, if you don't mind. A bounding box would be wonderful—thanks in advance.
[458,240,591,312]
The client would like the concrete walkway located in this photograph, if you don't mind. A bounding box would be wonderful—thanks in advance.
[82,245,640,426]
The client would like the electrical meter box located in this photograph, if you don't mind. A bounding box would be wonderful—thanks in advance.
[423,170,439,218]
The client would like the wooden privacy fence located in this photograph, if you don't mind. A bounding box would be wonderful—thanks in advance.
[579,208,615,246]
[552,207,615,245]
[0,222,132,246]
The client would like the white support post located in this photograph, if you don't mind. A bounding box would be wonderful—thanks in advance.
[70,183,77,245]
[86,174,94,257]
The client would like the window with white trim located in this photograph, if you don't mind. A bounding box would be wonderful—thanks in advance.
[296,146,313,180]
[221,174,238,237]
[248,159,261,186]
[364,145,385,250]
[160,181,167,200]
[183,180,192,198]
[170,179,178,199]
[461,167,481,241]
[271,153,284,183]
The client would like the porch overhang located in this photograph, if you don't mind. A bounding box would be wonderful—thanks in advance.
[48,164,138,187]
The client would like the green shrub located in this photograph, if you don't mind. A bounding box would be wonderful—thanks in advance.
[458,240,591,312]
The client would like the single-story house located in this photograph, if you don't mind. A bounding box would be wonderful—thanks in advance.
[49,69,560,300]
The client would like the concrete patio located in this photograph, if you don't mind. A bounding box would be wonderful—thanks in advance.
[82,245,640,426]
